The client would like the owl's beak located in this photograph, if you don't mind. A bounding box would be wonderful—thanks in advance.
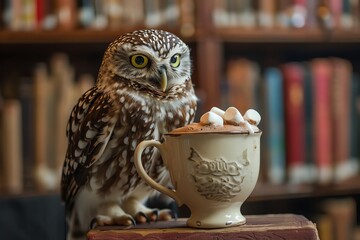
[160,67,168,92]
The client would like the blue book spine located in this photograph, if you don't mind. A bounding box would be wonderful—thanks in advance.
[264,67,285,184]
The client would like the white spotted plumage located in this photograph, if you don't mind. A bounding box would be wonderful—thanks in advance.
[61,29,197,240]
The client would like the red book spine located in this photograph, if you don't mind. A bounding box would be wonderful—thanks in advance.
[311,58,333,184]
[36,0,44,28]
[282,63,306,183]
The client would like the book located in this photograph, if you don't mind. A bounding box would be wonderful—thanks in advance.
[225,58,259,115]
[0,1,4,29]
[78,0,95,28]
[317,0,333,30]
[303,62,317,183]
[0,92,3,191]
[330,58,356,182]
[107,0,144,29]
[88,215,320,240]
[341,0,354,29]
[93,0,108,29]
[144,0,162,27]
[275,0,292,28]
[163,0,179,27]
[35,0,45,29]
[127,0,144,26]
[50,54,76,186]
[311,58,333,184]
[305,0,319,28]
[322,198,356,240]
[263,67,285,184]
[22,0,36,30]
[41,0,57,30]
[281,62,306,184]
[55,0,77,29]
[329,0,343,29]
[350,73,360,171]
[213,0,228,27]
[180,0,195,36]
[18,77,36,191]
[227,0,242,26]
[258,0,275,28]
[316,214,334,240]
[9,0,23,30]
[33,63,57,192]
[239,0,256,28]
[1,99,23,193]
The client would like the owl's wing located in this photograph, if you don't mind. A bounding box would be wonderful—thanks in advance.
[61,87,119,211]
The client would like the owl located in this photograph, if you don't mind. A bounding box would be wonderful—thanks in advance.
[61,29,197,240]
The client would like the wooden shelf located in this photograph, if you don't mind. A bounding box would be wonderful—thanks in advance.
[2,175,360,202]
[2,28,360,45]
[0,27,196,45]
[214,28,360,43]
[250,176,360,201]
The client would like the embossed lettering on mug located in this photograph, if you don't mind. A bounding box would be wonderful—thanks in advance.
[188,147,250,202]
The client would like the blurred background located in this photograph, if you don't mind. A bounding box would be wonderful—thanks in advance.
[0,0,359,239]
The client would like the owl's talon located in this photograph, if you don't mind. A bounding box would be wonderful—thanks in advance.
[128,217,137,226]
[151,209,159,222]
[90,218,97,229]
[135,212,150,223]
[114,215,136,226]
[158,209,173,221]
[89,215,112,229]
[90,214,136,228]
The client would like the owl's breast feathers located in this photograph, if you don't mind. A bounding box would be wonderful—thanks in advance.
[61,79,197,213]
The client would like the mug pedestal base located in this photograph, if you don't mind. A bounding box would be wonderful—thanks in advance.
[187,209,246,228]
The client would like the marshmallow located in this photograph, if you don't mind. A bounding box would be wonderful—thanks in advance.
[244,109,261,125]
[200,111,224,126]
[244,121,255,134]
[210,107,225,118]
[223,107,244,125]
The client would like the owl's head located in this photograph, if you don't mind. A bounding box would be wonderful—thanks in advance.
[99,29,191,93]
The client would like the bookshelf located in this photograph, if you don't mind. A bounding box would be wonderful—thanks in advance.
[0,0,360,239]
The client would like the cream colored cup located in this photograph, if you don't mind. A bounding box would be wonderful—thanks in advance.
[134,131,261,228]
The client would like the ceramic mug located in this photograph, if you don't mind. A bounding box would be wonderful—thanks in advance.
[134,130,261,228]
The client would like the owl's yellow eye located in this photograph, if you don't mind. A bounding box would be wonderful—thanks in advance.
[130,54,149,68]
[170,54,180,68]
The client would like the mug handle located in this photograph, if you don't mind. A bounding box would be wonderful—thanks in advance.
[134,140,183,206]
